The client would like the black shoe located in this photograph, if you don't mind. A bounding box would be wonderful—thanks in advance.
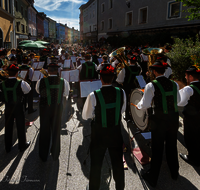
[179,153,200,166]
[28,109,37,114]
[140,169,157,187]
[20,141,31,152]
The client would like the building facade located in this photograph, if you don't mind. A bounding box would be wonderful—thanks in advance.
[79,7,83,42]
[65,24,68,43]
[14,0,29,46]
[0,0,15,48]
[56,23,65,44]
[43,18,49,39]
[48,17,56,43]
[28,4,37,41]
[79,0,98,44]
[37,13,44,40]
[97,0,200,45]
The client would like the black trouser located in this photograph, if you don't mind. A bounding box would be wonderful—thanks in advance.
[148,112,179,184]
[27,82,34,112]
[4,102,26,151]
[39,103,63,161]
[89,144,124,190]
[183,115,200,163]
[124,88,131,119]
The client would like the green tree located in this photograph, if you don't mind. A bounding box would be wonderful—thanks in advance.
[177,0,200,20]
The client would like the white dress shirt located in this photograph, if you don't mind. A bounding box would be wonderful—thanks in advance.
[82,85,126,120]
[35,75,70,97]
[164,67,172,78]
[8,77,31,94]
[116,64,142,84]
[178,81,199,107]
[137,75,181,110]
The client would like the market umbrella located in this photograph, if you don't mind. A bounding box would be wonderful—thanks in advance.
[18,42,46,50]
[35,41,50,45]
[18,40,34,45]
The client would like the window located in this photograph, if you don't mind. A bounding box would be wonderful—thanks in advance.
[21,24,25,33]
[101,3,105,13]
[21,6,23,16]
[15,0,18,12]
[168,2,181,18]
[0,0,1,7]
[25,10,27,18]
[90,26,91,32]
[93,10,95,17]
[126,12,132,26]
[5,0,8,11]
[139,7,148,24]
[93,25,97,31]
[109,0,113,9]
[28,9,31,20]
[9,0,12,13]
[108,18,112,29]
[16,22,20,32]
[101,21,104,30]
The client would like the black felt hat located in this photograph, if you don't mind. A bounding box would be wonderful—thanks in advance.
[186,66,200,74]
[9,56,17,61]
[97,63,116,75]
[149,60,168,69]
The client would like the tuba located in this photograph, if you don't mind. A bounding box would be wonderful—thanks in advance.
[109,47,129,75]
[40,68,49,78]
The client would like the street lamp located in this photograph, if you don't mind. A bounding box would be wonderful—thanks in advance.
[126,0,130,8]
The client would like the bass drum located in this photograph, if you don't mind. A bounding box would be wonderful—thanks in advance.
[130,89,148,131]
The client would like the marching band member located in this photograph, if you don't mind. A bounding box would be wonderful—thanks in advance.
[40,49,48,69]
[28,52,36,66]
[77,54,98,81]
[8,49,16,59]
[0,64,31,152]
[157,54,172,79]
[178,66,200,166]
[0,50,5,67]
[19,56,36,114]
[76,52,86,67]
[92,50,99,66]
[9,56,18,66]
[116,55,142,121]
[136,61,181,187]
[82,64,126,190]
[36,63,70,162]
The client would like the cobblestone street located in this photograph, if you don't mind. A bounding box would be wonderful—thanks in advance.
[0,97,199,190]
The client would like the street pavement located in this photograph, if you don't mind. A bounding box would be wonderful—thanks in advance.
[0,97,199,190]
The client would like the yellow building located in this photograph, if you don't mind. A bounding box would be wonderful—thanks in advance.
[0,0,14,48]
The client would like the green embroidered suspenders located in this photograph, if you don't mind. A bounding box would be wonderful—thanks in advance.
[85,62,95,78]
[44,78,64,106]
[96,87,121,128]
[153,80,178,114]
[190,84,200,95]
[127,66,139,83]
[2,80,21,102]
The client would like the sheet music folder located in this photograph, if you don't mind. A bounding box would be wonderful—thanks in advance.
[136,75,146,89]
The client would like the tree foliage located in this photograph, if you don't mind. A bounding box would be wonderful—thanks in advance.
[177,0,200,21]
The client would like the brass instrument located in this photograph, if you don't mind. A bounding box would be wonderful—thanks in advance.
[142,48,163,67]
[109,47,129,75]
[40,68,49,78]
[0,70,9,81]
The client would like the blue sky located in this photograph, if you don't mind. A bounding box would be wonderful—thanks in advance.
[34,0,87,30]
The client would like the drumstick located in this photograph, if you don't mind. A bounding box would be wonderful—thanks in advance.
[130,103,140,110]
[130,103,137,108]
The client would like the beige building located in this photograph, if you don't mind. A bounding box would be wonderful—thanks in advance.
[0,0,14,48]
